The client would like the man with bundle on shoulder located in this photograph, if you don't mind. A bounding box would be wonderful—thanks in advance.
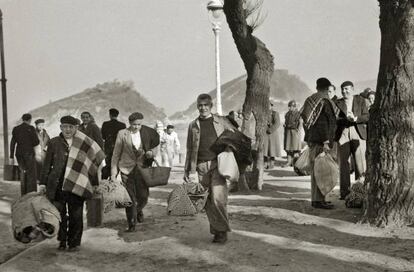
[40,115,105,251]
[301,78,338,209]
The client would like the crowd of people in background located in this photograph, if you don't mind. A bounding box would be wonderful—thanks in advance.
[8,79,375,249]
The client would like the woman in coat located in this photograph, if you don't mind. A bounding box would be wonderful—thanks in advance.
[283,100,302,167]
[264,102,281,169]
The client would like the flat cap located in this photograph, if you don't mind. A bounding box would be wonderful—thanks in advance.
[60,115,78,125]
[34,119,45,125]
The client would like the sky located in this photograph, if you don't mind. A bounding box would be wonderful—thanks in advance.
[0,0,380,120]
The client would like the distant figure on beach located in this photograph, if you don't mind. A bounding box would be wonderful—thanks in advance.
[10,113,41,195]
[101,108,126,179]
[161,125,180,167]
[35,118,50,181]
[264,102,281,169]
[79,111,104,148]
[283,100,301,167]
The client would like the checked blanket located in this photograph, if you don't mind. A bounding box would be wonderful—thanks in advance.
[62,130,105,199]
[300,92,339,130]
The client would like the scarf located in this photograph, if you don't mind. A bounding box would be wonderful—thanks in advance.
[62,130,105,199]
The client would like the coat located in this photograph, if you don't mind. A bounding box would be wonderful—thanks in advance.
[184,114,234,174]
[304,99,337,145]
[40,135,70,201]
[79,121,104,148]
[335,95,369,141]
[111,126,160,175]
[264,110,281,158]
[101,119,126,155]
[284,110,301,152]
[10,123,40,158]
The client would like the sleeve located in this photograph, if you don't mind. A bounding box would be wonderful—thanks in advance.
[10,128,16,159]
[31,127,40,147]
[184,123,193,174]
[111,131,123,176]
[101,123,107,141]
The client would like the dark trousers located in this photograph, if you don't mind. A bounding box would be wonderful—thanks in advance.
[53,191,85,247]
[101,155,112,180]
[16,153,37,195]
[121,167,149,227]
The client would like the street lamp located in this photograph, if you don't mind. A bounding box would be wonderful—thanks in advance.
[207,0,224,116]
[0,9,9,163]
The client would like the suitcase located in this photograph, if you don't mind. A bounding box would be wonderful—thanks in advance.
[4,164,21,181]
[86,192,104,227]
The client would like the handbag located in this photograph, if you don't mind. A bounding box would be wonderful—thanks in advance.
[294,147,311,175]
[314,152,339,196]
[4,164,21,181]
[217,151,240,182]
[139,159,171,187]
[86,192,104,227]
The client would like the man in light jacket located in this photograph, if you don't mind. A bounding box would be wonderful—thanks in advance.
[184,93,235,244]
[111,112,160,232]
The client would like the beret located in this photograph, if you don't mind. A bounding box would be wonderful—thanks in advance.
[60,115,78,125]
[109,108,119,116]
[128,112,144,122]
[316,78,332,90]
[35,119,45,125]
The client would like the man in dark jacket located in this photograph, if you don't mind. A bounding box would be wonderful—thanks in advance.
[301,78,338,209]
[10,113,41,195]
[335,81,369,199]
[101,108,126,179]
[111,112,160,232]
[79,111,104,148]
[40,115,104,252]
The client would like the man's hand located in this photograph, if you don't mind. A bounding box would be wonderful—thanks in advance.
[323,142,331,153]
[145,150,154,159]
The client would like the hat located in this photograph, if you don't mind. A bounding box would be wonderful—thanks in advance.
[166,125,174,129]
[60,115,78,125]
[21,113,32,121]
[35,119,45,125]
[128,112,144,122]
[288,100,296,107]
[109,108,119,117]
[316,78,332,90]
[340,81,354,89]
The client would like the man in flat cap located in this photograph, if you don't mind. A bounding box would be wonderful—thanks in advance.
[301,78,338,209]
[101,108,126,179]
[10,113,41,195]
[35,118,50,181]
[40,115,105,251]
[335,81,369,200]
[111,112,160,232]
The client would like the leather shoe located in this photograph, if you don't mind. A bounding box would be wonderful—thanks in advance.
[212,232,227,244]
[67,246,79,252]
[137,211,144,223]
[126,225,136,232]
[57,241,66,251]
[312,201,334,209]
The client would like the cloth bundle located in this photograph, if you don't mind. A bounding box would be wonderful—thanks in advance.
[97,179,132,213]
[294,147,311,176]
[12,192,61,243]
[167,182,208,216]
[345,182,365,208]
[217,151,239,182]
[314,151,339,195]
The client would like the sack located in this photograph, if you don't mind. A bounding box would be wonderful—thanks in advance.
[167,182,208,216]
[12,192,61,243]
[4,164,21,181]
[139,160,171,187]
[86,192,104,227]
[294,147,311,175]
[217,151,239,182]
[345,182,365,208]
[97,179,132,212]
[210,129,253,165]
[314,152,339,196]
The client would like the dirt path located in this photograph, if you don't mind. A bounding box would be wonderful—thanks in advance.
[1,167,414,272]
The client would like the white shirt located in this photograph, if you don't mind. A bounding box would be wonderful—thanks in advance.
[131,131,142,150]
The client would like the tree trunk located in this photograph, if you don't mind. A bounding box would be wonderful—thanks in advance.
[362,0,414,227]
[223,0,274,191]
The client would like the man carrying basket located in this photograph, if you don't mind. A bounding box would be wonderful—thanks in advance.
[111,112,160,232]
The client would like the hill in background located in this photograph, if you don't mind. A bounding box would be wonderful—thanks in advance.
[170,69,311,121]
[28,80,167,136]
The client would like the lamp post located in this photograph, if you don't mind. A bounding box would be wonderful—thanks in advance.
[207,0,224,116]
[0,9,9,163]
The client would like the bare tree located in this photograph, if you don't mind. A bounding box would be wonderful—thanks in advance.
[362,0,414,227]
[223,0,274,190]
